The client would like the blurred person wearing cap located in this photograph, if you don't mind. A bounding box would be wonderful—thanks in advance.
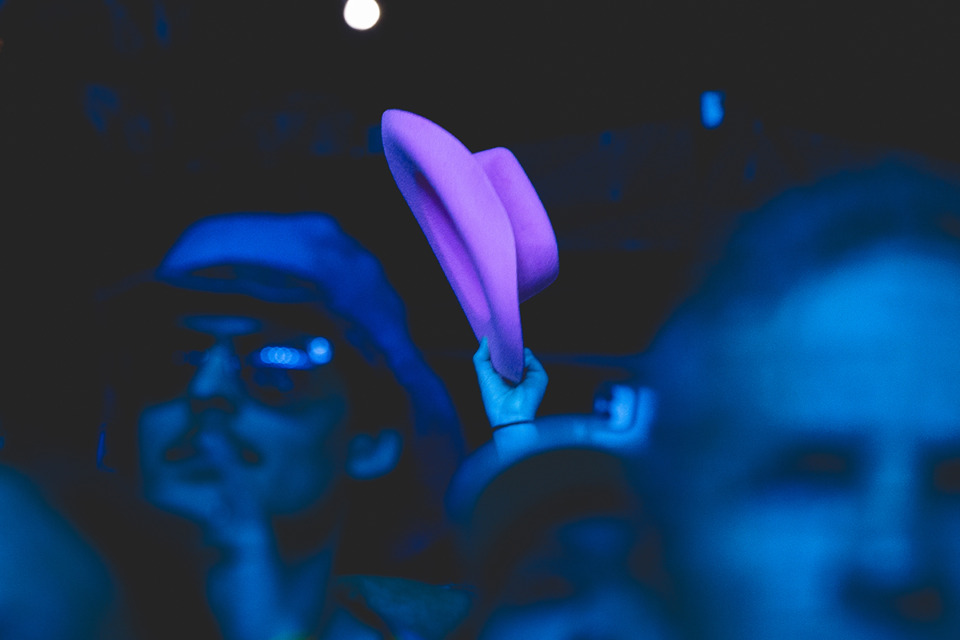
[99,212,470,640]
[636,161,960,639]
[440,339,674,640]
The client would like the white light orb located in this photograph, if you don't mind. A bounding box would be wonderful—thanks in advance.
[343,0,381,31]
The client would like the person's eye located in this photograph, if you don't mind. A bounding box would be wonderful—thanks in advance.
[931,456,960,495]
[762,446,856,493]
[250,367,295,392]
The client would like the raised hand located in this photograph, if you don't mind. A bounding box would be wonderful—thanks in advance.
[473,337,548,428]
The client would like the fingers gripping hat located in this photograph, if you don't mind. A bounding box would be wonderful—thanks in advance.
[381,109,559,383]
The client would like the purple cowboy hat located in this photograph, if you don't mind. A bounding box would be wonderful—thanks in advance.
[381,109,559,383]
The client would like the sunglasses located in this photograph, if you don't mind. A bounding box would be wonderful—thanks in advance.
[127,328,339,408]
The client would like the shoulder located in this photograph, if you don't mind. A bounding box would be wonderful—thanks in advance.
[0,465,114,639]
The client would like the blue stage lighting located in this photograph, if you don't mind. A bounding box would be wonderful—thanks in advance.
[96,431,106,465]
[154,1,170,47]
[308,337,333,365]
[258,346,310,369]
[701,91,725,129]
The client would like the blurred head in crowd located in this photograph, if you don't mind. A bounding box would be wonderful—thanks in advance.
[0,466,115,640]
[643,161,960,638]
[450,416,672,640]
[101,212,462,565]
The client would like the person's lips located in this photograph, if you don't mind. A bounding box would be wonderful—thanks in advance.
[167,456,225,483]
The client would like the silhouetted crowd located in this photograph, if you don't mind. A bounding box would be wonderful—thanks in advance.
[3,159,960,640]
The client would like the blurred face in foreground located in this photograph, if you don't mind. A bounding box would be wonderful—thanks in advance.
[478,515,671,640]
[653,243,960,639]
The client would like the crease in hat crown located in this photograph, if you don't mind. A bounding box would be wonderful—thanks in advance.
[381,109,558,383]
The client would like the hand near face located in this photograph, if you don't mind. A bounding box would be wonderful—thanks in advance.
[136,315,365,639]
[199,439,333,640]
[192,433,273,550]
[473,337,548,427]
[207,537,332,640]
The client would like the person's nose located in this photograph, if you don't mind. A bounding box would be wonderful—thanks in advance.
[164,343,247,463]
[187,342,243,413]
[846,454,945,626]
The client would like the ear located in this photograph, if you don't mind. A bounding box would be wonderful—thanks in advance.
[346,428,402,480]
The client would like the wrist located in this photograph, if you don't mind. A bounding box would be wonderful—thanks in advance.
[492,418,534,430]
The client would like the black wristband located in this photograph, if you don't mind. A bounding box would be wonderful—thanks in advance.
[492,419,534,430]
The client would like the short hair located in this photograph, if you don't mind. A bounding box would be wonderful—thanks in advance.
[640,158,960,447]
[674,159,960,324]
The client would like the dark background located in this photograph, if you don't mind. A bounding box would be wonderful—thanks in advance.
[1,0,959,454]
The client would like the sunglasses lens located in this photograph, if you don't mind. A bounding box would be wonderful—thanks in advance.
[129,331,216,403]
[241,340,336,407]
[242,367,310,406]
[128,327,336,407]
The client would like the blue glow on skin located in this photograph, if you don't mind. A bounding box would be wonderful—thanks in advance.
[0,470,114,638]
[653,246,960,638]
[700,91,724,128]
[139,317,350,518]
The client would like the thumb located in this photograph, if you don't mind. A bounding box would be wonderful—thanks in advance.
[473,337,499,383]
